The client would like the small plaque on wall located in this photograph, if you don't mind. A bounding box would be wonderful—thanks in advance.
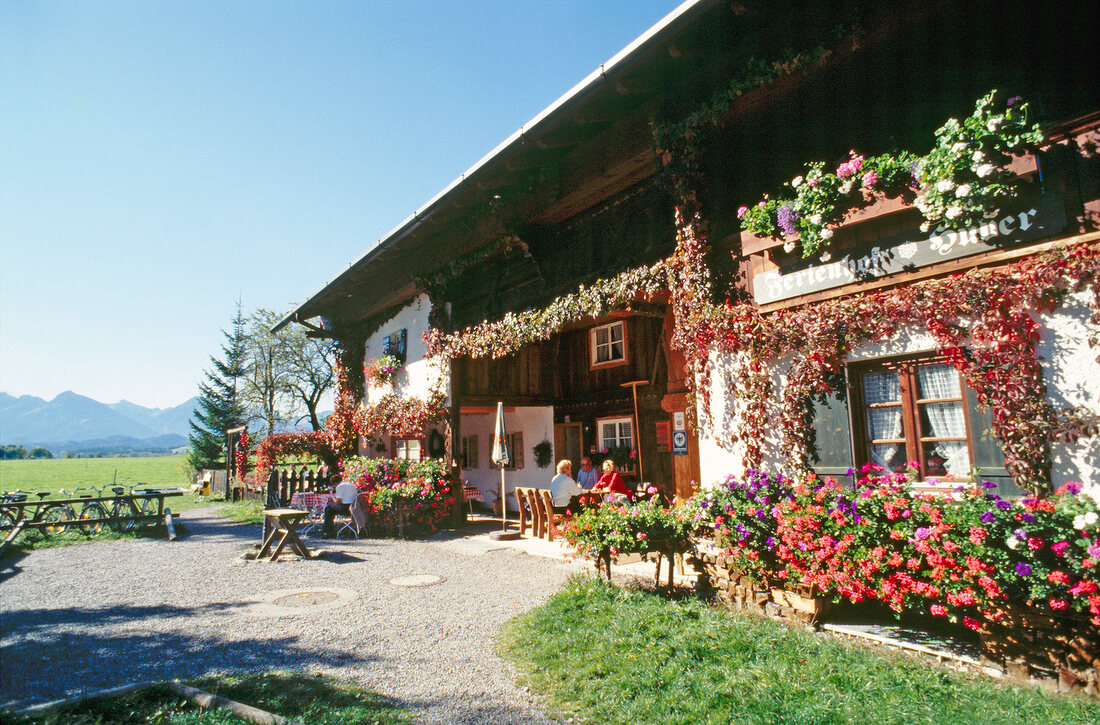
[655,421,671,452]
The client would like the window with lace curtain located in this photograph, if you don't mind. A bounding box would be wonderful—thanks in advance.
[853,357,973,479]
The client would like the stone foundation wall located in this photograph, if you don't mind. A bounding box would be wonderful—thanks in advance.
[980,606,1100,697]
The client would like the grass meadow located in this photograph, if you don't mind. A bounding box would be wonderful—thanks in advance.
[0,453,192,495]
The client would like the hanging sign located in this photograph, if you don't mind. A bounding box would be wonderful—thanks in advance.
[752,194,1066,305]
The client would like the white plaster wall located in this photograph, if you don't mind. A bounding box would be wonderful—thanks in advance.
[459,405,555,508]
[1036,290,1100,496]
[363,294,449,404]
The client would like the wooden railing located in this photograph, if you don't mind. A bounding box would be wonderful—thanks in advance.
[235,466,333,507]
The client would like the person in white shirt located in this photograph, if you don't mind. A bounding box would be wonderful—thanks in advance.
[547,459,582,510]
[575,457,599,490]
[323,476,359,537]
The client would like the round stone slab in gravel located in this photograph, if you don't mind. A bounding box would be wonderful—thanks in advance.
[0,507,581,724]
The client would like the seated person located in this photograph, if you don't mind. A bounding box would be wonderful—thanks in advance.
[322,475,359,537]
[591,459,631,500]
[547,459,582,512]
[575,457,599,490]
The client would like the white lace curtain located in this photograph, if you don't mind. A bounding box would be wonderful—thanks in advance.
[863,371,903,470]
[917,365,969,475]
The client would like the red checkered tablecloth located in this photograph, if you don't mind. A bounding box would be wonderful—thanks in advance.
[463,485,483,501]
[289,492,335,510]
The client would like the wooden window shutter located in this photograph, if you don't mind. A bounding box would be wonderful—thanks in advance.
[513,431,524,469]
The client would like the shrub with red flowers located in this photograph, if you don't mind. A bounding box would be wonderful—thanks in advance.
[234,429,250,480]
[363,354,402,387]
[688,470,794,583]
[693,465,1100,629]
[562,496,695,570]
[341,456,453,534]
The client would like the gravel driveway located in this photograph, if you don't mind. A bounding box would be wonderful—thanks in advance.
[0,507,581,724]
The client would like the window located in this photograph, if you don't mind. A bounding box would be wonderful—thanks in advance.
[598,416,633,452]
[503,431,524,470]
[395,438,422,461]
[383,329,407,364]
[590,321,626,366]
[461,434,478,470]
[854,358,972,478]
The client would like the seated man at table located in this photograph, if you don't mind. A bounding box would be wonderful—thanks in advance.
[322,475,358,538]
[575,457,599,490]
[547,459,582,513]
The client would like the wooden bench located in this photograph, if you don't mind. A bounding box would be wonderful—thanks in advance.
[514,487,544,538]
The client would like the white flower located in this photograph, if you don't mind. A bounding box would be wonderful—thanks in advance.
[920,222,932,233]
[1087,511,1099,525]
[818,250,832,262]
[951,142,968,153]
[955,184,972,198]
[1075,514,1088,529]
[1007,536,1020,550]
[946,206,963,220]
[783,240,797,253]
[975,163,996,178]
[987,117,1004,132]
[809,214,822,225]
[820,228,834,239]
[973,151,985,162]
[936,179,956,193]
[791,175,803,188]
[839,181,853,194]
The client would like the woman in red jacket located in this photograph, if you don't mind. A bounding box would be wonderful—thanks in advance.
[592,459,631,500]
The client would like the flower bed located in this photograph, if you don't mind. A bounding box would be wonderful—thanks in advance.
[688,466,1100,689]
[341,457,454,536]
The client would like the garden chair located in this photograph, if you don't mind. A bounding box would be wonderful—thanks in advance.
[538,489,566,542]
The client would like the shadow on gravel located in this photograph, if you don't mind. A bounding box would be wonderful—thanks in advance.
[1,601,381,710]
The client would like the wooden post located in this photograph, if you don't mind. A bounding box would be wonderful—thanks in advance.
[620,380,648,483]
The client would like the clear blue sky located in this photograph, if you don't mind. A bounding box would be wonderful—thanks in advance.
[1,0,681,409]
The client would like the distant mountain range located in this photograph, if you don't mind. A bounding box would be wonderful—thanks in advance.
[0,391,198,454]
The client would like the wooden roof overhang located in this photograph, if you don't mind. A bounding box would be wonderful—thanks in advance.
[275,0,1037,335]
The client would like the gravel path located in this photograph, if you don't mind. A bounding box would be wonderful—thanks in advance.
[0,507,581,724]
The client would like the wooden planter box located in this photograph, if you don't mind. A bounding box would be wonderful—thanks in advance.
[979,604,1100,695]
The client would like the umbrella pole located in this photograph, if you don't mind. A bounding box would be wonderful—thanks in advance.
[500,464,506,531]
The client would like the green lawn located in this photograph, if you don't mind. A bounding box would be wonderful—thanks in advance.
[0,454,193,494]
[501,576,1100,725]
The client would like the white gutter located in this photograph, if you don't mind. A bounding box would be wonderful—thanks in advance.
[274,0,708,332]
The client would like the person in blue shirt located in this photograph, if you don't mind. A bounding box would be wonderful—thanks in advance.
[575,457,599,490]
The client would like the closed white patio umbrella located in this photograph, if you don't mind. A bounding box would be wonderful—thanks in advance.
[489,402,520,540]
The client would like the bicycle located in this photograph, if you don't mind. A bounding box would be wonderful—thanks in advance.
[89,485,139,533]
[58,487,108,536]
[1,490,71,536]
[0,490,31,530]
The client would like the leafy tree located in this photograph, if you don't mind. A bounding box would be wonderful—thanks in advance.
[188,304,248,473]
[282,323,336,431]
[242,308,292,438]
[1,445,28,460]
[29,446,53,459]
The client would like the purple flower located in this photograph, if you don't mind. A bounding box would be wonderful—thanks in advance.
[1020,513,1036,524]
[980,511,995,524]
[777,205,800,236]
[981,481,997,489]
[996,499,1011,510]
[1007,95,1022,107]
[1013,528,1027,539]
[1015,562,1032,577]
[914,527,931,541]
[1064,482,1083,494]
[766,536,776,549]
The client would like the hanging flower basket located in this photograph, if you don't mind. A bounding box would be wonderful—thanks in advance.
[364,354,403,387]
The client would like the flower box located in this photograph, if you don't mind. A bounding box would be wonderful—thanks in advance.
[979,603,1100,695]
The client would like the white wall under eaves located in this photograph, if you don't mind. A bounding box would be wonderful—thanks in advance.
[363,294,447,405]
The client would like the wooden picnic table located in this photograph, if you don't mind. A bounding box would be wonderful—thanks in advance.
[257,508,312,561]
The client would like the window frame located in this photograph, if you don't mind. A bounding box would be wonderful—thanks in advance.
[461,434,478,470]
[589,321,628,369]
[849,354,976,481]
[596,416,634,453]
[394,438,423,461]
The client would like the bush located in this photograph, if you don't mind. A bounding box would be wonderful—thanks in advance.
[563,496,695,564]
[341,457,453,533]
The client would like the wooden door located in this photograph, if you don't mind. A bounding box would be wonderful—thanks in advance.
[554,423,583,475]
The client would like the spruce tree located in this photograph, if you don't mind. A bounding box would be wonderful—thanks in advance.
[187,304,248,473]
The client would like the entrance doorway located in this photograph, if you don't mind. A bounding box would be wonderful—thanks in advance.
[554,422,583,475]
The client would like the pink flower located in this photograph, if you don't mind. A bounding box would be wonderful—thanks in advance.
[963,616,982,631]
[636,532,647,540]
[1050,599,1068,610]
[1028,537,1044,550]
[737,206,748,218]
[930,604,947,616]
[862,170,878,188]
[1051,541,1070,556]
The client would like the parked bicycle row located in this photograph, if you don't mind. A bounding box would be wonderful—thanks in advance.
[0,485,183,537]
